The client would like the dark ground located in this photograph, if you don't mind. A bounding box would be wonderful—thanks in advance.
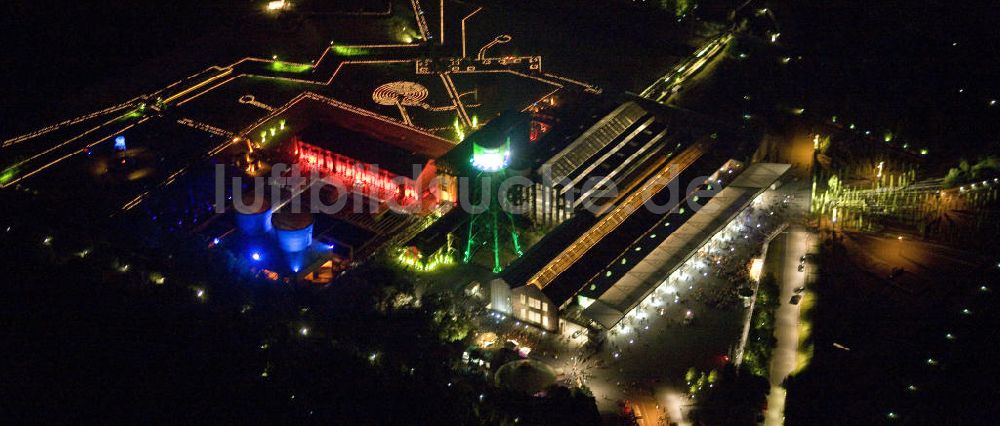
[784,235,1000,424]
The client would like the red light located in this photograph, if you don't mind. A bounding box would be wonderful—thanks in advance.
[291,140,417,205]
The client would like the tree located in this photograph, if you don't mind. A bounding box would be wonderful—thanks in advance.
[690,365,769,425]
[686,367,698,384]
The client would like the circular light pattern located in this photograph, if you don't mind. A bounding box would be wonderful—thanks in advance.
[372,81,429,106]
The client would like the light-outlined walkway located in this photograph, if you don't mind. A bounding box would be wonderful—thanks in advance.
[0,0,597,197]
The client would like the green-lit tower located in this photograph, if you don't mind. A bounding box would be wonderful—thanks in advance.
[463,132,523,273]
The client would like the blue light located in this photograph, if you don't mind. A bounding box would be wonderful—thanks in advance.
[287,251,307,275]
[275,224,312,253]
[251,252,262,261]
[212,238,220,245]
[114,135,127,151]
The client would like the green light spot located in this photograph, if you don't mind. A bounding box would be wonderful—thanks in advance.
[331,45,371,57]
[0,167,17,185]
[119,104,146,121]
[271,61,313,73]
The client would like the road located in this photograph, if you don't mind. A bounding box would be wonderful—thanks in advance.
[763,226,817,426]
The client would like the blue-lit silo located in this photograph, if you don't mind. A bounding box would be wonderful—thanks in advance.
[271,209,313,253]
[235,191,273,235]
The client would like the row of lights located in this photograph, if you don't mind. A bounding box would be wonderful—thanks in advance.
[886,277,993,421]
[958,178,999,193]
[30,232,215,299]
[614,195,776,341]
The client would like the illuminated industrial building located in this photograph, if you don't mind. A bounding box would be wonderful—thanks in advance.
[460,113,525,273]
[288,129,421,208]
[208,88,782,334]
[579,162,790,330]
[234,191,273,236]
[490,160,789,332]
[214,93,461,282]
[527,101,668,226]
[271,209,314,254]
[468,98,778,332]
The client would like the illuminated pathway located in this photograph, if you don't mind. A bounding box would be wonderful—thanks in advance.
[410,0,432,41]
[0,0,597,202]
[639,33,732,105]
[763,226,817,426]
[1,116,145,188]
[1,100,139,148]
[439,73,473,128]
[756,177,816,426]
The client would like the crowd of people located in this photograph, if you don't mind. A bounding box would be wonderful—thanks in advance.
[689,206,787,309]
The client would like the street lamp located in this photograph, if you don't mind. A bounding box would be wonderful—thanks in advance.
[266,0,288,12]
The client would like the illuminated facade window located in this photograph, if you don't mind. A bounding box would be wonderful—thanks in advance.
[528,297,541,309]
[291,139,418,205]
[511,285,558,332]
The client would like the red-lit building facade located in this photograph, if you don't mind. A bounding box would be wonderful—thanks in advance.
[290,137,420,206]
